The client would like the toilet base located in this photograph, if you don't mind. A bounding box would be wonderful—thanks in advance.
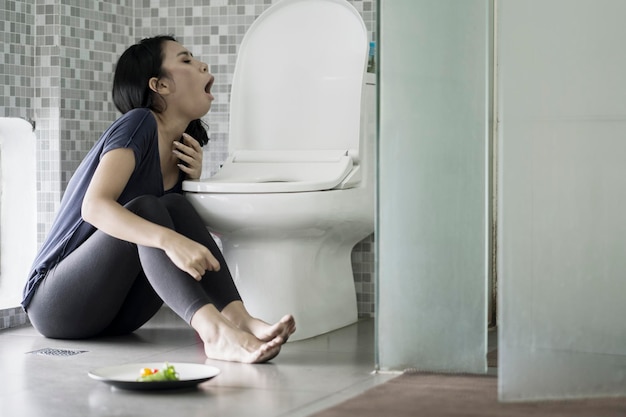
[218,236,359,341]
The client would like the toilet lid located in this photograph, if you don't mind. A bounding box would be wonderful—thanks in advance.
[182,150,355,193]
[228,0,368,154]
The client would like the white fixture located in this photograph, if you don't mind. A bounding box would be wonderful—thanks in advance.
[0,118,37,309]
[183,0,375,341]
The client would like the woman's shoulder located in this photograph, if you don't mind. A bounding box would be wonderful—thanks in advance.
[118,108,156,127]
[101,108,157,151]
[106,108,156,138]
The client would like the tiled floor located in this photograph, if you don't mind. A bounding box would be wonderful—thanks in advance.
[0,308,397,417]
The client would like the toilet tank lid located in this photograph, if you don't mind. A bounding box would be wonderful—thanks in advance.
[182,150,355,193]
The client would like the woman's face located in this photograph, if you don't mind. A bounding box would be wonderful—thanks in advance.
[158,40,215,120]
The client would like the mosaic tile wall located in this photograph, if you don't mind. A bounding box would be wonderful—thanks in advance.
[0,0,377,328]
[0,306,29,329]
[0,0,34,120]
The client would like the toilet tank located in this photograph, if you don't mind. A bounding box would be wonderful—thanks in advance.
[228,0,368,158]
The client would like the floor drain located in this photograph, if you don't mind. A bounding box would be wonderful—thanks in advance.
[26,348,88,357]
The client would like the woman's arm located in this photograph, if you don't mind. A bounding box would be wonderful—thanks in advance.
[81,148,219,280]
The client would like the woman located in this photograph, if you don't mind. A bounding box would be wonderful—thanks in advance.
[22,35,295,363]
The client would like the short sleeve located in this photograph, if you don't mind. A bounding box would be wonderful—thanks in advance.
[101,108,157,169]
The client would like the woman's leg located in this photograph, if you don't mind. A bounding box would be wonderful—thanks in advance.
[158,194,296,342]
[27,229,160,339]
[28,195,203,338]
[100,270,163,336]
[145,193,241,314]
[28,194,290,361]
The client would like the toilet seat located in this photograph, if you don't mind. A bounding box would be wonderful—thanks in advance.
[182,150,356,193]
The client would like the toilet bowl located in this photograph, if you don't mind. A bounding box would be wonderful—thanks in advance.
[183,0,375,341]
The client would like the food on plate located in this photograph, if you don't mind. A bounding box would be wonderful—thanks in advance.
[137,363,179,382]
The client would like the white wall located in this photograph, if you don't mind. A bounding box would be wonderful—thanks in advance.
[0,118,37,308]
[377,0,491,372]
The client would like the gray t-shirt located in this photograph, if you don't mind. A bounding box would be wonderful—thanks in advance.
[22,108,182,309]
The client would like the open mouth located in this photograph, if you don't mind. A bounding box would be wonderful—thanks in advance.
[204,77,214,95]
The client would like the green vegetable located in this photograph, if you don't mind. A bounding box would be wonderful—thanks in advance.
[137,363,179,382]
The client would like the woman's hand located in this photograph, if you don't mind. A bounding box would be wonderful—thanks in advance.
[174,133,203,179]
[163,231,221,281]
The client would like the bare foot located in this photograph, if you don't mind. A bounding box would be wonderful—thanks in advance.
[221,301,296,343]
[203,328,282,363]
[243,314,297,343]
[191,304,283,363]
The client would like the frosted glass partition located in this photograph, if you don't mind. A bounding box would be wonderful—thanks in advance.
[377,0,491,372]
[498,0,626,401]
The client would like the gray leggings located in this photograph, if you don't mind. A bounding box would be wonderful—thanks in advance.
[27,193,241,339]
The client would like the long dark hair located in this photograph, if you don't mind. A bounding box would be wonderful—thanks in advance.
[112,35,209,146]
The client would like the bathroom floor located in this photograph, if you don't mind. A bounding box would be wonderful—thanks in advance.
[0,307,397,417]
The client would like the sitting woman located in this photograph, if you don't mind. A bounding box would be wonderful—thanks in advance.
[22,35,295,363]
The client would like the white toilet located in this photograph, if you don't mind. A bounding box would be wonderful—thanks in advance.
[183,0,376,341]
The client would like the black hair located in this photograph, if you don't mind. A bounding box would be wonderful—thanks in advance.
[112,35,209,146]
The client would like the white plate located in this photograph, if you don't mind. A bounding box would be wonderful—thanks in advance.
[88,362,220,391]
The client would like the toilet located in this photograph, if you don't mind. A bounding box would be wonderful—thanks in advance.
[183,0,376,341]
